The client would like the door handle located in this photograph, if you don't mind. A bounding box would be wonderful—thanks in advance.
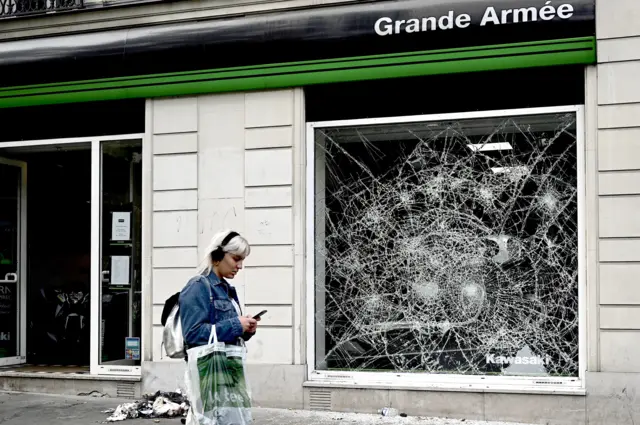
[0,273,17,283]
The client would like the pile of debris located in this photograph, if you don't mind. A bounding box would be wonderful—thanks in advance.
[104,390,190,422]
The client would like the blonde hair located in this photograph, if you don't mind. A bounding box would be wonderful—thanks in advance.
[198,229,251,275]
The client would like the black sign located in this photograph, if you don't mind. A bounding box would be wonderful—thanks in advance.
[0,0,595,86]
[0,282,16,358]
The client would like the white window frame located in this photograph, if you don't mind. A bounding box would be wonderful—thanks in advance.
[305,105,586,393]
[0,134,147,377]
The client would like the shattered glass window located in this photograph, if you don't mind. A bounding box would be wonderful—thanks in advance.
[313,112,579,378]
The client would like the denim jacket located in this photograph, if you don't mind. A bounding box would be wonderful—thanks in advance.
[179,271,254,349]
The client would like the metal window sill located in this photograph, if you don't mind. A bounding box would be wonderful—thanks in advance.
[0,371,141,381]
[303,380,587,396]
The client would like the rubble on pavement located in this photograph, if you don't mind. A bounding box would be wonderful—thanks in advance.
[104,390,189,422]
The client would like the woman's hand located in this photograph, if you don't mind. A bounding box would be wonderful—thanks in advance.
[239,315,258,333]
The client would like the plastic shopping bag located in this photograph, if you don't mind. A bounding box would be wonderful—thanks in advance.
[184,326,252,425]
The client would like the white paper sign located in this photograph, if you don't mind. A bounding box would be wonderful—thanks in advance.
[111,256,130,286]
[112,212,131,241]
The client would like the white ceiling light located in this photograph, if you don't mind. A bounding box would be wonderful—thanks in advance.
[467,142,513,152]
[490,166,529,174]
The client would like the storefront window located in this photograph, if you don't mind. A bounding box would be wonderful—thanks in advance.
[312,110,579,378]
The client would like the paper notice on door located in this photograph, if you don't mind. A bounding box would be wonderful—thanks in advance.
[111,211,131,241]
[111,256,130,286]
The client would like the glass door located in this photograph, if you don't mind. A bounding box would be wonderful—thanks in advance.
[94,139,142,375]
[0,158,26,367]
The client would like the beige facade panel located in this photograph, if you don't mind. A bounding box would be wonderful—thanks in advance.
[245,90,295,129]
[153,154,198,190]
[601,306,640,329]
[599,62,640,106]
[245,187,293,208]
[153,190,198,211]
[600,263,640,305]
[152,210,198,247]
[599,197,640,237]
[246,126,294,150]
[599,172,640,195]
[152,247,199,269]
[598,128,640,171]
[596,0,640,40]
[153,97,198,134]
[600,331,640,372]
[600,239,640,262]
[599,103,640,129]
[244,267,294,305]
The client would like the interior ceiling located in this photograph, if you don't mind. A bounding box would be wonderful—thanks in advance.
[0,142,91,154]
[318,114,577,144]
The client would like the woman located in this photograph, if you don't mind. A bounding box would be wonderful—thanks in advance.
[180,229,258,425]
[180,229,259,349]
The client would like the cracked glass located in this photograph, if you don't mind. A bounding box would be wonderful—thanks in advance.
[313,112,579,378]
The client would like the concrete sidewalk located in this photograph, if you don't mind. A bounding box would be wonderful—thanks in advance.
[0,391,533,425]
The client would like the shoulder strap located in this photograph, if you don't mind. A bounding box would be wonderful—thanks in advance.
[160,292,180,326]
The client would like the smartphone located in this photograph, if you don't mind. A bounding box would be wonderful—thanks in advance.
[252,310,268,320]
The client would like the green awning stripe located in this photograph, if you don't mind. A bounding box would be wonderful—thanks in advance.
[0,36,595,108]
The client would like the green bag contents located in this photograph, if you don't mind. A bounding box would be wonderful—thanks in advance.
[184,326,252,425]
